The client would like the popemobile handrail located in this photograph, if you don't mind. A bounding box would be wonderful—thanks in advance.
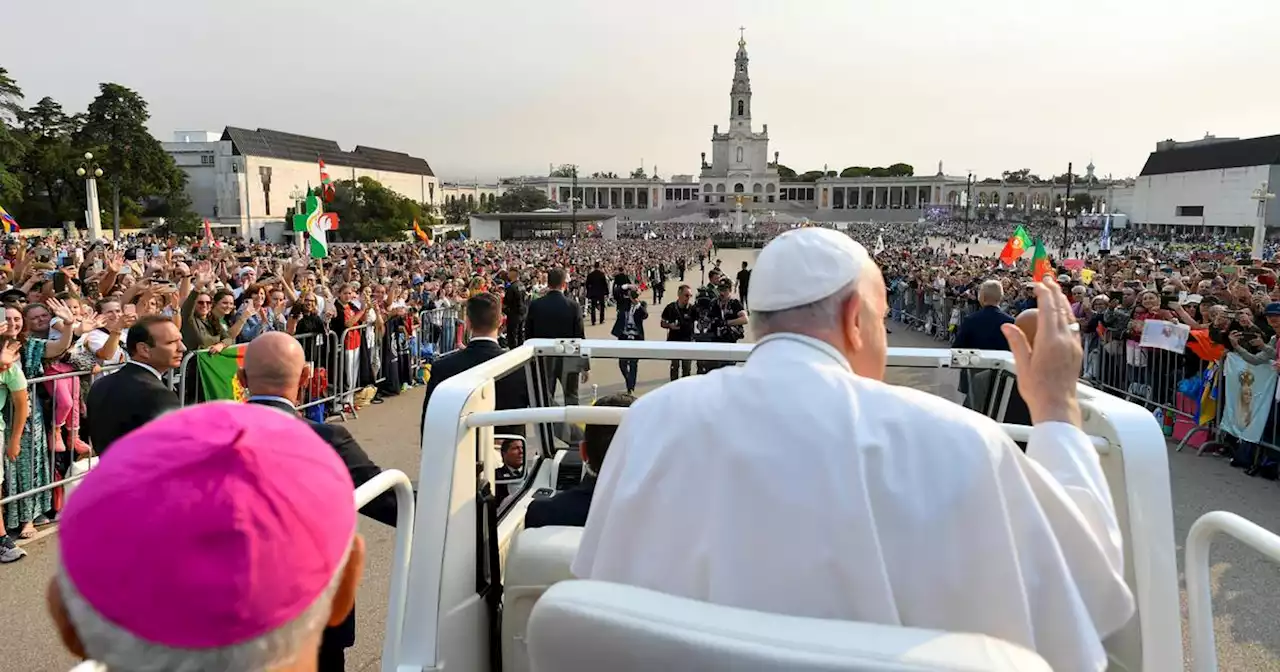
[405,338,1181,672]
[1185,511,1280,672]
[351,469,415,672]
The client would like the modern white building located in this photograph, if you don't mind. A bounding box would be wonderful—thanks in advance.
[164,127,438,241]
[1129,134,1280,233]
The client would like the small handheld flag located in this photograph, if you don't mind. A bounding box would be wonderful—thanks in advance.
[0,205,20,234]
[412,219,432,245]
[998,225,1032,266]
[318,159,335,202]
[1030,238,1052,282]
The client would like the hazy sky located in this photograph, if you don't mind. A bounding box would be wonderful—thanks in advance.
[5,0,1278,182]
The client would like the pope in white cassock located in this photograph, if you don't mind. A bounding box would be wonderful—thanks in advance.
[572,227,1135,672]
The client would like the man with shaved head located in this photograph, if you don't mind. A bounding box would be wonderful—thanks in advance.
[238,331,397,672]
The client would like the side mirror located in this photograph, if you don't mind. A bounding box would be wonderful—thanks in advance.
[494,434,527,486]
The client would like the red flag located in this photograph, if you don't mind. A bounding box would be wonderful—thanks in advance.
[998,225,1032,266]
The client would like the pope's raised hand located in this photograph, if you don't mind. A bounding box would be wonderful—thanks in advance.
[1001,276,1083,427]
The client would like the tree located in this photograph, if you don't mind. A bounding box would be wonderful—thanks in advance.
[495,185,551,212]
[1072,193,1095,213]
[796,170,825,182]
[550,164,577,178]
[1052,172,1082,184]
[76,83,187,232]
[320,176,425,241]
[0,68,26,207]
[885,163,914,177]
[776,164,797,181]
[17,97,81,227]
[630,167,647,179]
[1000,168,1040,184]
[443,197,476,224]
[590,171,618,179]
[840,166,871,178]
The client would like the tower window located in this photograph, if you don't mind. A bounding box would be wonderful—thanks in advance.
[737,100,744,116]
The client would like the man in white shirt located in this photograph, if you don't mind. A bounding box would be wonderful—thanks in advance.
[572,227,1134,672]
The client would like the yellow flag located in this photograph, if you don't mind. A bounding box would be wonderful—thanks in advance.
[1080,268,1095,284]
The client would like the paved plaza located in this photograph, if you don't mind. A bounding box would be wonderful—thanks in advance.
[2,248,1280,671]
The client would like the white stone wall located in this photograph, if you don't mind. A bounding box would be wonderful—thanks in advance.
[469,217,501,240]
[1130,166,1270,229]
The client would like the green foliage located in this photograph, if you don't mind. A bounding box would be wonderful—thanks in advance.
[775,164,797,180]
[550,164,577,178]
[0,67,27,207]
[840,166,871,178]
[885,163,913,177]
[795,170,826,182]
[17,97,81,226]
[630,167,647,179]
[443,198,477,224]
[1001,168,1039,184]
[495,185,551,213]
[589,171,618,179]
[1072,192,1095,212]
[320,176,425,242]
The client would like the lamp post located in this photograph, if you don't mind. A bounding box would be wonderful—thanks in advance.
[289,185,306,253]
[1061,162,1073,259]
[964,171,974,239]
[76,152,104,241]
[1251,182,1276,260]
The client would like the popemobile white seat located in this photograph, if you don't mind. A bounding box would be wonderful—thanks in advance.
[503,526,585,672]
[526,580,1054,672]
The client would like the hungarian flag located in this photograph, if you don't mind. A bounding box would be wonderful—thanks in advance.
[998,225,1032,266]
[319,159,335,202]
[1030,238,1052,282]
[196,345,247,401]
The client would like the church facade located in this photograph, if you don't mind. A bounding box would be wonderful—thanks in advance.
[514,34,1132,224]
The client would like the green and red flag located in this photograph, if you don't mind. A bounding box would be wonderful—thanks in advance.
[1030,238,1053,283]
[196,345,247,402]
[292,188,333,259]
[998,225,1032,266]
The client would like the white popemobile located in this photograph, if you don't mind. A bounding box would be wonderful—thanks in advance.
[355,338,1280,672]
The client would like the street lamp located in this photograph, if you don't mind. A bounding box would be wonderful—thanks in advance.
[76,152,105,241]
[1251,182,1276,260]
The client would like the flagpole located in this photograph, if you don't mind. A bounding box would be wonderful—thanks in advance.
[1062,162,1072,259]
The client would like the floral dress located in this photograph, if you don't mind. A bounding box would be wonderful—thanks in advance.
[4,338,50,530]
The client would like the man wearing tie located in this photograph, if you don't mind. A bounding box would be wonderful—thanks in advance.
[85,315,183,454]
[525,268,588,442]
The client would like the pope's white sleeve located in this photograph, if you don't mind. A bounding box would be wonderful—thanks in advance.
[1025,422,1123,573]
[1021,421,1134,638]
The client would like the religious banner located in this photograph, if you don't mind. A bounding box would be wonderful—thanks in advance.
[196,345,248,402]
[1099,215,1112,251]
[1139,319,1190,353]
[1220,352,1278,443]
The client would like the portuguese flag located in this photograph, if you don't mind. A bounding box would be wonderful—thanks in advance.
[196,345,247,402]
[998,225,1032,266]
[1030,238,1052,282]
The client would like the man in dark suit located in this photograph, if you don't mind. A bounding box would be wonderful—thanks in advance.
[502,269,527,347]
[611,286,647,394]
[238,331,396,672]
[422,292,530,437]
[524,268,589,442]
[584,262,609,326]
[525,393,635,529]
[86,315,183,454]
[953,280,1015,411]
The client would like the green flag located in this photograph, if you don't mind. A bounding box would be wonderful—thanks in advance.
[291,189,329,259]
[196,346,247,401]
[1030,238,1052,282]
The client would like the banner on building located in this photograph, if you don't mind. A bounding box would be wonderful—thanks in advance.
[196,345,248,402]
[1220,353,1277,442]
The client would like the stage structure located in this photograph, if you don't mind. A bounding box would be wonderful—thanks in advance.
[468,211,618,241]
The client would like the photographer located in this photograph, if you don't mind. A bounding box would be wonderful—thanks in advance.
[611,284,648,394]
[660,284,697,380]
[696,277,747,373]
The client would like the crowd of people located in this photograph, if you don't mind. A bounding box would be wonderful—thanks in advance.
[21,214,1280,671]
[0,229,719,564]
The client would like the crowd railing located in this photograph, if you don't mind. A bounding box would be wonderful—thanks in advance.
[0,305,465,511]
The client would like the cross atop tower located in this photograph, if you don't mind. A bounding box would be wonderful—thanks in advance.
[739,26,746,46]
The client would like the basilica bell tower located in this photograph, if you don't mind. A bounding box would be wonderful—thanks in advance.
[730,28,752,133]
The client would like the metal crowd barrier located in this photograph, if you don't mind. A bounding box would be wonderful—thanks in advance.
[0,306,466,511]
[0,365,121,512]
